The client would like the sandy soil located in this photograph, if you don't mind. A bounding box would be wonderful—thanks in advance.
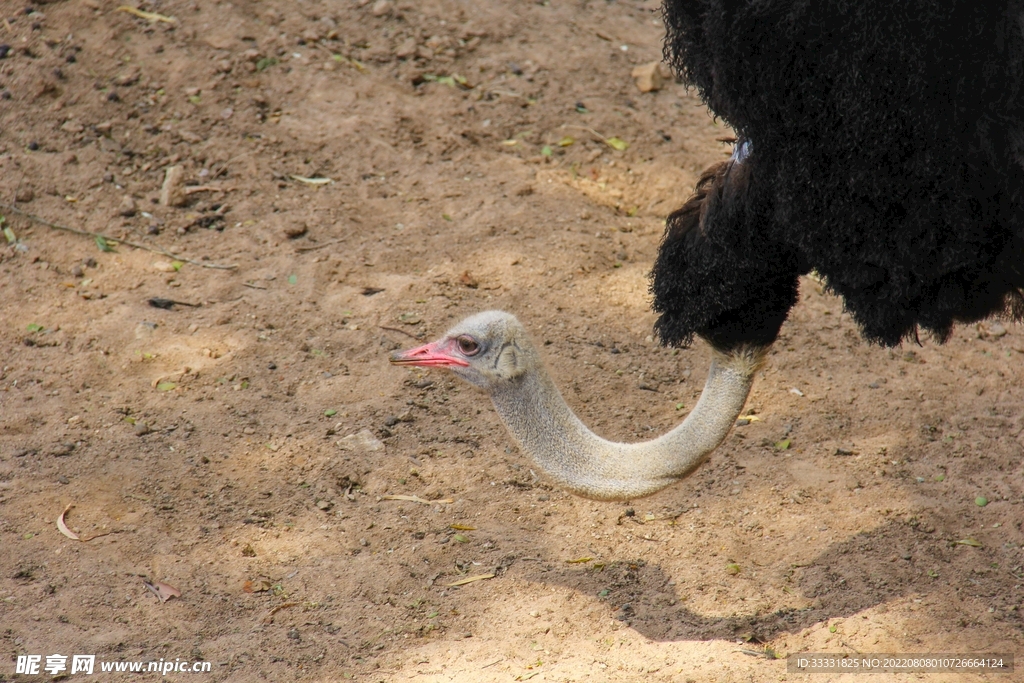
[0,1,1022,681]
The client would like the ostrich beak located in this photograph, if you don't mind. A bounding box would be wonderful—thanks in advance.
[390,339,470,368]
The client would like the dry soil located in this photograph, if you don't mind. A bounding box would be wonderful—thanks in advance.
[0,1,1022,681]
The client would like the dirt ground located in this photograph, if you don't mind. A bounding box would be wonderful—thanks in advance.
[0,1,1022,681]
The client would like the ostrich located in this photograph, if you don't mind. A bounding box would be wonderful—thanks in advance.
[392,0,1024,500]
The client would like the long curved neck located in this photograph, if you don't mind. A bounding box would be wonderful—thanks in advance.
[489,347,765,500]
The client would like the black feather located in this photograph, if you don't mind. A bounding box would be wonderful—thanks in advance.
[652,0,1024,349]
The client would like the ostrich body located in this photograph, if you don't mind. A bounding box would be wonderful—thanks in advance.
[392,311,765,500]
[653,0,1024,350]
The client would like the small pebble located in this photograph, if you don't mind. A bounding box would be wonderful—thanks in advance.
[267,362,277,370]
[384,415,399,427]
[134,422,151,436]
[631,61,667,93]
[28,141,39,151]
[57,476,70,485]
[395,37,417,59]
[84,257,97,268]
[282,222,308,239]
[287,629,300,641]
[370,0,393,16]
[0,45,10,59]
[359,538,369,547]
[50,442,75,457]
[15,187,34,202]
[118,195,137,217]
[160,165,187,207]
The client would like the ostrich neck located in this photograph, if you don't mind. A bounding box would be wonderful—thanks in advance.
[490,348,764,501]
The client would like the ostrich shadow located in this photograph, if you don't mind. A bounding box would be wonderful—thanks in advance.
[526,517,1022,643]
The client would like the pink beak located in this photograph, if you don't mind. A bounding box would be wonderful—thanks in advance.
[390,339,470,368]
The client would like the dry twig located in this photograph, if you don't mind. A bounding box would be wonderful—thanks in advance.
[0,203,237,270]
[294,239,343,253]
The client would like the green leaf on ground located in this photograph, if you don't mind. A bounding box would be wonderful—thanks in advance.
[605,137,628,151]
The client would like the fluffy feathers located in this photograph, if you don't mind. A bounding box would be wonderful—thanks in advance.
[652,0,1024,348]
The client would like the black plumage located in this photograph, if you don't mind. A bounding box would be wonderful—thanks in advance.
[651,0,1024,349]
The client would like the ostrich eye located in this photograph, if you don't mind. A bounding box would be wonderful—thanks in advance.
[456,335,480,356]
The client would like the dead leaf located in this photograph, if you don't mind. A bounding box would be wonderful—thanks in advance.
[382,494,454,505]
[56,504,111,542]
[447,573,495,587]
[449,524,476,531]
[57,504,79,540]
[243,578,272,593]
[142,579,181,603]
[289,175,333,185]
[117,6,176,23]
[262,602,299,624]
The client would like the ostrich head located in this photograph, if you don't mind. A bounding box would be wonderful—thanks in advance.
[390,310,535,390]
[390,310,765,500]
